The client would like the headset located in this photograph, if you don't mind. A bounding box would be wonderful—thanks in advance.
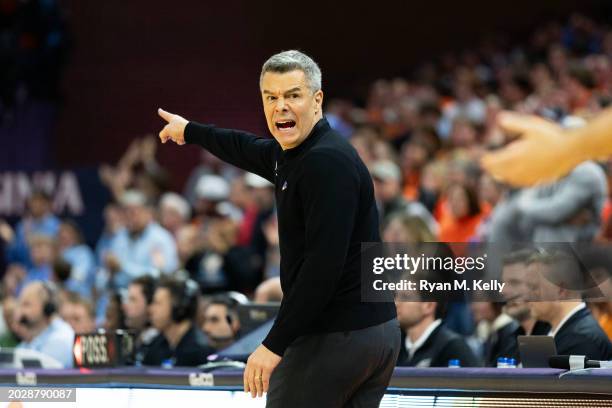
[41,281,58,317]
[171,278,200,322]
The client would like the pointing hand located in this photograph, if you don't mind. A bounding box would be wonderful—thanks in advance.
[158,108,189,145]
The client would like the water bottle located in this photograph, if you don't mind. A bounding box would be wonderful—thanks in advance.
[497,357,508,368]
[448,359,461,368]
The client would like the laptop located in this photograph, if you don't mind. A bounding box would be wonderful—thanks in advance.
[236,303,280,336]
[518,335,557,368]
[214,319,275,362]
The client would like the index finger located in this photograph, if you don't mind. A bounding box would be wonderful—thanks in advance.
[157,108,173,123]
[497,111,561,138]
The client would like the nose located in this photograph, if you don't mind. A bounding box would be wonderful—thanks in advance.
[274,97,288,113]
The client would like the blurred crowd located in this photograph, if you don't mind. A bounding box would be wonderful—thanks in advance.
[0,14,611,368]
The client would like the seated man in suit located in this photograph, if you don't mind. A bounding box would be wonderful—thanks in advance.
[499,249,551,363]
[527,251,612,360]
[395,295,480,367]
[474,302,521,367]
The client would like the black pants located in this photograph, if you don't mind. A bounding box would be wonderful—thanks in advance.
[266,318,401,408]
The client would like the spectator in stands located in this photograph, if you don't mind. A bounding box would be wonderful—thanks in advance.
[382,214,436,244]
[98,136,170,204]
[254,277,283,303]
[229,176,257,247]
[473,173,505,241]
[471,302,520,367]
[202,295,241,350]
[0,295,21,347]
[143,277,214,366]
[192,174,232,225]
[95,203,125,266]
[57,220,96,297]
[396,296,480,367]
[261,214,280,280]
[7,234,56,296]
[516,161,607,242]
[243,173,276,274]
[527,251,612,360]
[176,224,201,268]
[59,291,96,334]
[6,190,60,266]
[487,190,533,250]
[15,281,74,367]
[0,220,10,277]
[187,216,259,294]
[104,190,178,289]
[122,276,159,364]
[439,183,483,243]
[103,291,126,332]
[371,159,438,234]
[183,150,240,207]
[158,192,191,237]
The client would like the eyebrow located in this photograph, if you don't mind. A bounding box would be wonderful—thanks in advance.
[262,87,303,95]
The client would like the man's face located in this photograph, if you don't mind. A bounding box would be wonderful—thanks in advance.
[58,224,78,249]
[202,304,234,344]
[526,262,556,322]
[383,217,416,244]
[123,284,148,330]
[373,177,399,202]
[28,196,50,218]
[261,70,323,150]
[30,239,54,266]
[17,285,46,332]
[149,288,173,332]
[124,205,151,234]
[501,262,532,321]
[63,303,95,334]
[395,301,427,329]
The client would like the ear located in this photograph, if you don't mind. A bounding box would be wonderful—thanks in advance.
[423,302,436,316]
[314,89,324,111]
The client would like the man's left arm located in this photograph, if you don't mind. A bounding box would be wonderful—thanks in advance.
[517,165,602,224]
[244,151,359,396]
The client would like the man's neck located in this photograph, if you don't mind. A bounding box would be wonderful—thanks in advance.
[163,320,191,349]
[128,224,148,239]
[30,213,48,223]
[407,316,436,344]
[281,114,324,151]
[521,316,536,335]
[25,318,51,342]
[549,302,583,332]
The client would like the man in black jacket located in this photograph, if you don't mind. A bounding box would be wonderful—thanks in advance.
[142,277,214,367]
[499,249,551,363]
[527,253,612,360]
[396,299,480,367]
[158,50,398,407]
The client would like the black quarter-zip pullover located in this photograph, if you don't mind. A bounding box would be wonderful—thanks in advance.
[185,117,396,356]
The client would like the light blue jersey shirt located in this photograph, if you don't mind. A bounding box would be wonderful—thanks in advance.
[17,317,75,368]
[107,222,178,288]
[62,244,96,297]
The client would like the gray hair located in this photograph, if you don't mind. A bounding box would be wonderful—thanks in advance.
[260,50,322,92]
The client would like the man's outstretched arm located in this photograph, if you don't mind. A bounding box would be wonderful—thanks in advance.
[158,108,277,182]
[481,108,612,187]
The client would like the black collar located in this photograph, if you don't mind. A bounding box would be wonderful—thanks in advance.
[281,117,330,161]
[557,306,590,335]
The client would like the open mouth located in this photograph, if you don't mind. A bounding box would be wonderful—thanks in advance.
[275,120,296,131]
